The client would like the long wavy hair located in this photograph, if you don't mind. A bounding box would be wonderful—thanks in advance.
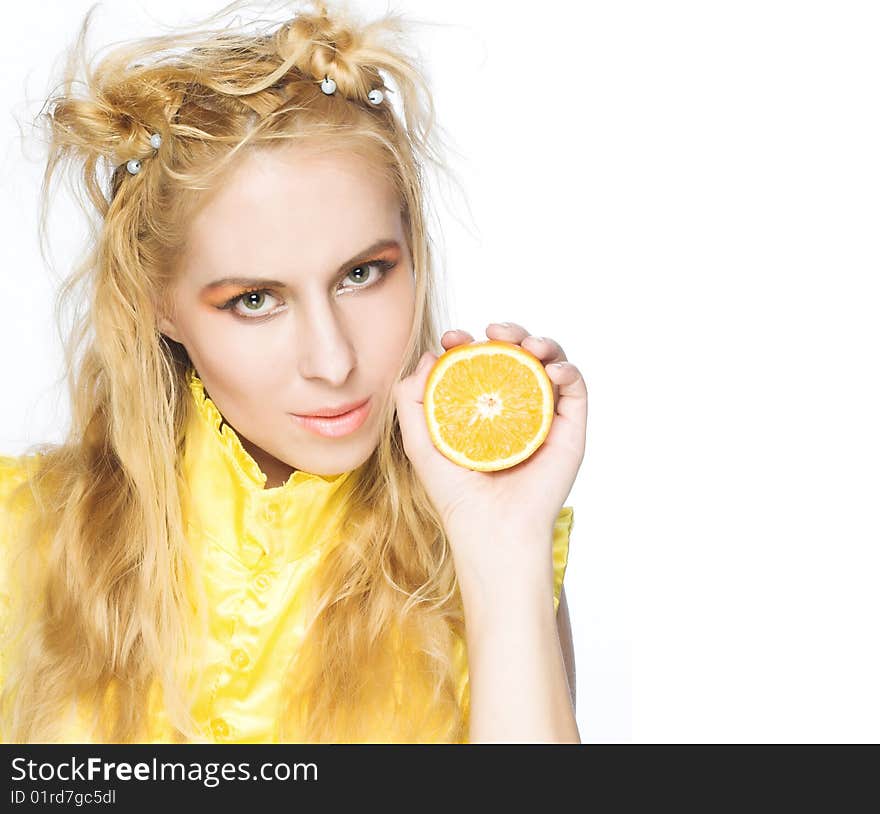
[0,0,473,743]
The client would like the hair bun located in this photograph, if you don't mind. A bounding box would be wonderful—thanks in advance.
[274,3,373,99]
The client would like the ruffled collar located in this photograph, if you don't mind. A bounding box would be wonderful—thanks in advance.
[184,365,355,497]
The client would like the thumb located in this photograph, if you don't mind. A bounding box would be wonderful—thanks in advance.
[393,350,438,460]
[414,350,435,379]
[407,351,437,396]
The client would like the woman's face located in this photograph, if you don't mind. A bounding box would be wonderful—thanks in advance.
[158,145,416,486]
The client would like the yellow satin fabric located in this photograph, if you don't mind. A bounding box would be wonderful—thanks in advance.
[0,367,573,742]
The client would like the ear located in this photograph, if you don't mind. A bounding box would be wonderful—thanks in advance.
[157,313,182,344]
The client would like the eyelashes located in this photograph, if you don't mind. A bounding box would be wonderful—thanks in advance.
[218,259,397,321]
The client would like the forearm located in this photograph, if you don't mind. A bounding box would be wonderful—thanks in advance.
[458,550,581,744]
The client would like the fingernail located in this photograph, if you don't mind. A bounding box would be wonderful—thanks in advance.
[499,322,511,328]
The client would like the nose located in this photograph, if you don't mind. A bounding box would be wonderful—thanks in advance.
[295,300,356,386]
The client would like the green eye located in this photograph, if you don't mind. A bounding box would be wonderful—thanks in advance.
[339,259,396,290]
[242,291,267,310]
[219,258,398,322]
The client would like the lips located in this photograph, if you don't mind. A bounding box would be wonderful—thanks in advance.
[289,396,372,438]
[293,397,370,418]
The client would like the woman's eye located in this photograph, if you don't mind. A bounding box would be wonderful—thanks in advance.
[338,259,395,293]
[224,289,281,318]
[221,259,396,320]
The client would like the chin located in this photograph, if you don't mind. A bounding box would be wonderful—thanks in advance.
[291,436,376,476]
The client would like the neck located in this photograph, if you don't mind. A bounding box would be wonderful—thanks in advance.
[238,435,295,489]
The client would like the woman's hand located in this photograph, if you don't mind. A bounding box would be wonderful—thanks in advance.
[392,322,588,592]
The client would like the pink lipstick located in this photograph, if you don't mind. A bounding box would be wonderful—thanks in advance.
[290,397,372,438]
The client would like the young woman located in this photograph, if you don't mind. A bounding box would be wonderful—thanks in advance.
[0,0,586,743]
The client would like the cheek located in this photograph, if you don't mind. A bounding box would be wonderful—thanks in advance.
[190,354,265,411]
[355,278,415,373]
[180,299,276,363]
[176,308,280,396]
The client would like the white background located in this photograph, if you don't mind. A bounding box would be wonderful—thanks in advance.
[3,0,879,743]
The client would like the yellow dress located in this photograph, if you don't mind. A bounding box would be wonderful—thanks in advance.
[0,367,573,743]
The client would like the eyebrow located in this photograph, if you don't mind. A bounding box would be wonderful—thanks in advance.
[201,238,402,290]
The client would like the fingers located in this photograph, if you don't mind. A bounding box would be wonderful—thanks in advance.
[485,323,567,364]
[485,321,529,342]
[521,334,567,364]
[440,329,475,350]
[546,361,588,427]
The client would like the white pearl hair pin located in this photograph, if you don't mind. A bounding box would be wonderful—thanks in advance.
[321,74,385,105]
[125,132,162,175]
[124,74,385,178]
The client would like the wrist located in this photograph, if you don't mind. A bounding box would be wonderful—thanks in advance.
[449,526,556,603]
[461,584,559,660]
[456,562,556,631]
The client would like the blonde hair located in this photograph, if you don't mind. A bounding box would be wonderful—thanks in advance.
[1,0,472,742]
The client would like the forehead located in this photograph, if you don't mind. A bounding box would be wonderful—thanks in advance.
[182,146,402,277]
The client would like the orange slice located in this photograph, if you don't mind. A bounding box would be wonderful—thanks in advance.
[423,339,555,471]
